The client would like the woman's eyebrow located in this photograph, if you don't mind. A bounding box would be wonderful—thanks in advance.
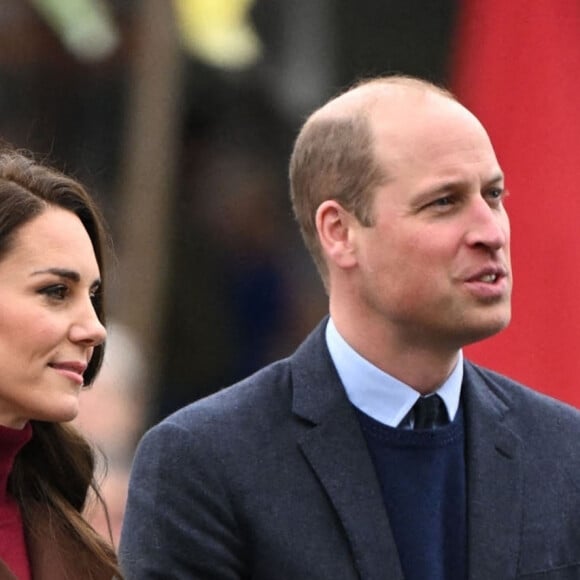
[30,267,80,282]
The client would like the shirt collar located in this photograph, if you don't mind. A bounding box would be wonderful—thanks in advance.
[325,318,463,427]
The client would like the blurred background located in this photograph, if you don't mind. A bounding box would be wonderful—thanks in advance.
[1,0,578,546]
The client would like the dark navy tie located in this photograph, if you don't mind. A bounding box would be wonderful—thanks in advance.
[412,394,449,429]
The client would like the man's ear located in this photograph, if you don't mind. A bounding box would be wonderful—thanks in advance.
[315,200,358,269]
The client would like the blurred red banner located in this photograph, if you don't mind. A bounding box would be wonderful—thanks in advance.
[452,0,580,405]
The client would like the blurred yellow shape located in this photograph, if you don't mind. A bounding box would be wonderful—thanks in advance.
[173,0,261,70]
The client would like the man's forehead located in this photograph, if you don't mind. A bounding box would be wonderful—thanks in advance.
[311,81,447,123]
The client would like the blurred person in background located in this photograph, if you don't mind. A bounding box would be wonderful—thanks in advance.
[0,150,121,579]
[75,322,147,548]
[120,75,580,579]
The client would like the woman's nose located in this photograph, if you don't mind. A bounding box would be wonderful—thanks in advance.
[69,300,107,346]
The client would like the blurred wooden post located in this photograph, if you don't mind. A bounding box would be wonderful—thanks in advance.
[112,0,181,387]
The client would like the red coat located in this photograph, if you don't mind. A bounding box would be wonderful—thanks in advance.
[0,505,116,580]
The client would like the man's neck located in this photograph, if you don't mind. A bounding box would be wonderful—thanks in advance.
[329,310,460,395]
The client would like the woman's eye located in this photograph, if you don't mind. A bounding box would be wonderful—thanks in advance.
[89,289,101,307]
[40,285,69,301]
[90,281,102,300]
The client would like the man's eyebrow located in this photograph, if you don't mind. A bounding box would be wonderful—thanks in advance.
[31,268,80,282]
[433,173,505,193]
[418,172,505,198]
[484,173,505,187]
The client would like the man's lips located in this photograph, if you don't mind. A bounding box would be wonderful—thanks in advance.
[462,265,510,300]
[464,265,509,283]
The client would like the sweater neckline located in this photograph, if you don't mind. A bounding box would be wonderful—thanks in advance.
[356,405,464,448]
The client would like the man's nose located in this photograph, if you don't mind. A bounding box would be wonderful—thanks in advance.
[464,197,509,251]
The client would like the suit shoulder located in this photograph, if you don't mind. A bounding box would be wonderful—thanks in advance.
[153,356,294,434]
[471,362,580,430]
[132,356,302,482]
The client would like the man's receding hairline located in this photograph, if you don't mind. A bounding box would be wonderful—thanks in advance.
[308,76,456,125]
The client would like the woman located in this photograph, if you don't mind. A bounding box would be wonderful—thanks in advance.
[0,149,121,579]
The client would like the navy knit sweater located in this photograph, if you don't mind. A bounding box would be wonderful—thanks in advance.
[357,408,466,580]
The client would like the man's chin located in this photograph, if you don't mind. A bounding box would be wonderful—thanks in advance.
[460,315,511,347]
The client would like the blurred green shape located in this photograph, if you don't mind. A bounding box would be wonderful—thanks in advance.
[29,0,119,62]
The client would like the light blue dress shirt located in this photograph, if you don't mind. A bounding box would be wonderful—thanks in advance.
[325,318,462,427]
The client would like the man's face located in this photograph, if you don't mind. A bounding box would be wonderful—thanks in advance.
[349,94,511,352]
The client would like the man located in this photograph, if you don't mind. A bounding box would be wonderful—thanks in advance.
[119,76,580,579]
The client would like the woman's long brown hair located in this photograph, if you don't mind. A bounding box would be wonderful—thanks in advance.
[0,149,121,578]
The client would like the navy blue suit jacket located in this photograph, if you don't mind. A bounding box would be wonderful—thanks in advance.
[120,319,580,579]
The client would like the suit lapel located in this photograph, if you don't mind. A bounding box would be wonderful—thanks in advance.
[291,320,404,580]
[298,405,405,580]
[463,362,523,580]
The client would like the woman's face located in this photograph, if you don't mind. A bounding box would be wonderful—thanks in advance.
[0,206,106,428]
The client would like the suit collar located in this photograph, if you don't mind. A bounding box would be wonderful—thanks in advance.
[290,317,343,425]
[463,361,522,580]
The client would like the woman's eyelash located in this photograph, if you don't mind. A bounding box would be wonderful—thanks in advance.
[39,284,69,300]
[89,287,102,302]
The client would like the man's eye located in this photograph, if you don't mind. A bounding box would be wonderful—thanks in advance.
[428,196,455,209]
[40,285,69,300]
[485,188,506,205]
